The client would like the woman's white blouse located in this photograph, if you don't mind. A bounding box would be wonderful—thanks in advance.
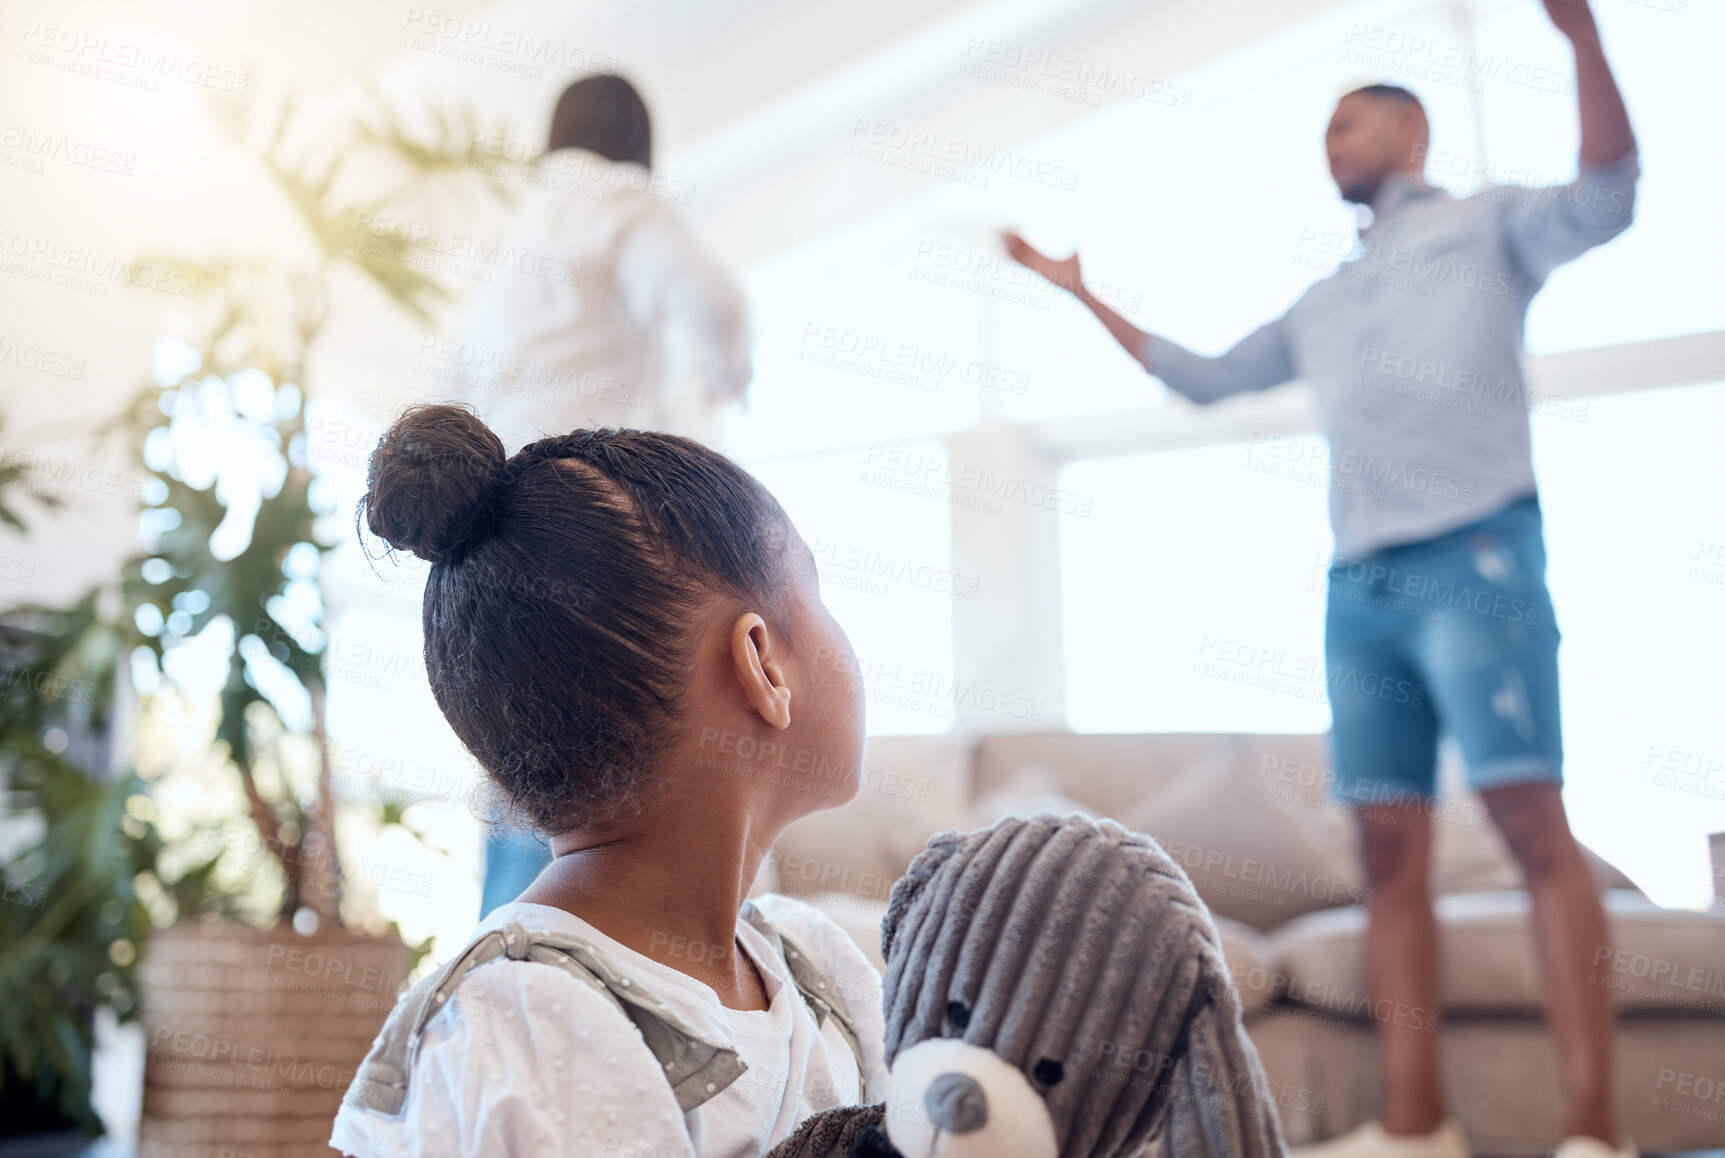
[448,148,752,449]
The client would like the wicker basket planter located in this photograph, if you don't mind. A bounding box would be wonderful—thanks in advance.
[137,922,406,1158]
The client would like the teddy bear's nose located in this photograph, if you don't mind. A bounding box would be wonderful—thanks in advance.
[923,1072,988,1133]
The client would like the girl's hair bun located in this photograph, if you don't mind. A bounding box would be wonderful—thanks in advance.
[362,404,507,562]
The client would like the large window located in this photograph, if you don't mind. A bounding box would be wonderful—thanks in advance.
[1059,440,1332,734]
[748,445,957,737]
[724,242,983,459]
[1532,381,1725,907]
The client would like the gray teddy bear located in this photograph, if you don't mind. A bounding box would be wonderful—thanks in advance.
[768,812,1288,1158]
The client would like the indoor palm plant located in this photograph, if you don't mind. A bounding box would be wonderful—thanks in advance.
[0,490,164,1142]
[0,92,532,1155]
[118,98,527,1158]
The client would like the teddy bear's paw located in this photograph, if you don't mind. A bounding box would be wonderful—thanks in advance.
[853,1125,903,1158]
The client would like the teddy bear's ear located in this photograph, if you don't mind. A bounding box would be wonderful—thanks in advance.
[880,829,966,964]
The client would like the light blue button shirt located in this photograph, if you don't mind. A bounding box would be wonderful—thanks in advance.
[1144,148,1639,559]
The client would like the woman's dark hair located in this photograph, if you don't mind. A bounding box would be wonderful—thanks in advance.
[1342,82,1426,115]
[547,74,651,169]
[359,406,790,833]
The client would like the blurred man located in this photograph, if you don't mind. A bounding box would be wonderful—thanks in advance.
[1005,3,1636,1155]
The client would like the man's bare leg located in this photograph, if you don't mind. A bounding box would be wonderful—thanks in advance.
[1356,801,1446,1135]
[1480,782,1617,1145]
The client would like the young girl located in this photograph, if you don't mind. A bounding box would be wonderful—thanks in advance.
[330,405,888,1157]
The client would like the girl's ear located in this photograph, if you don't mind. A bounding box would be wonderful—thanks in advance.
[730,612,792,730]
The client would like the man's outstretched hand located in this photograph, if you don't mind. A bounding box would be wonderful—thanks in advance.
[999,228,1153,369]
[1541,0,1599,41]
[1001,230,1085,297]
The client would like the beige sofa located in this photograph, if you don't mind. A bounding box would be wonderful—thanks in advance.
[770,733,1725,1154]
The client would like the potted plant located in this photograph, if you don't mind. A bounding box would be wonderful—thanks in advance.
[122,97,529,1158]
[0,94,530,1156]
[0,543,160,1150]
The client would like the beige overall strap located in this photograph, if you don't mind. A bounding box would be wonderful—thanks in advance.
[345,921,747,1117]
[739,902,870,1103]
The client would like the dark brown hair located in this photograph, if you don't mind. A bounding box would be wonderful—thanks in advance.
[548,74,651,169]
[1342,82,1426,114]
[359,406,789,833]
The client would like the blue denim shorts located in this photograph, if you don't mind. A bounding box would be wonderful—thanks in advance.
[1324,496,1563,805]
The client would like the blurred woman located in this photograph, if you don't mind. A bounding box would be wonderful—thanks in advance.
[454,73,751,452]
[453,74,753,915]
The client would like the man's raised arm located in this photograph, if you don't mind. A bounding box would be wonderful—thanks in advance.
[1500,2,1640,280]
[1543,0,1635,168]
[1001,230,1295,405]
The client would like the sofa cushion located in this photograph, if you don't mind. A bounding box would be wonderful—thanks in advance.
[1116,749,1367,932]
[1272,888,1725,1018]
[789,898,1284,1017]
[1214,916,1283,1015]
[971,733,1639,919]
[1239,1011,1725,1153]
[975,733,1364,931]
[1428,798,1637,895]
[1237,734,1639,896]
[1421,740,1637,895]
[974,732,1280,817]
[962,765,1095,827]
